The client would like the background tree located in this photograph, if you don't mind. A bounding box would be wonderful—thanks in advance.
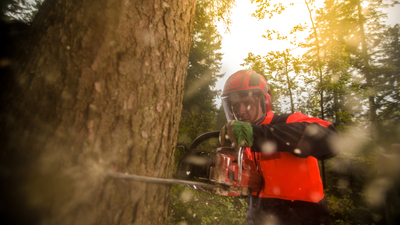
[1,0,21,20]
[178,0,225,143]
[351,0,390,143]
[375,24,400,147]
[248,0,330,117]
[301,0,355,128]
[240,52,285,114]
[242,49,303,114]
[246,0,399,224]
[313,1,400,223]
[1,0,43,21]
[170,1,249,224]
[2,0,399,224]
[304,0,326,120]
[0,0,197,224]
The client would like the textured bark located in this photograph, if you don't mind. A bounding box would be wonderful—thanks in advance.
[0,0,196,224]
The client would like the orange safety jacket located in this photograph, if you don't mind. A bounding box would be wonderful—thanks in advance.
[245,111,337,203]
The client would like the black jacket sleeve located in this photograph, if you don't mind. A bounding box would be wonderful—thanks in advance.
[251,120,339,160]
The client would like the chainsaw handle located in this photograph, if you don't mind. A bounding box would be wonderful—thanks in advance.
[238,147,244,183]
[189,130,220,150]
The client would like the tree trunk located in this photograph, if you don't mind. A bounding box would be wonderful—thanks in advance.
[334,88,340,126]
[356,0,377,141]
[0,0,196,224]
[284,54,294,114]
[305,0,324,120]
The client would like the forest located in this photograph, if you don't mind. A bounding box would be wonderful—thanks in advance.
[0,0,399,224]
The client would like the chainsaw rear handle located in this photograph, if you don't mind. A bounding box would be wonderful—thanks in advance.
[176,131,263,196]
[190,131,245,184]
[189,130,220,150]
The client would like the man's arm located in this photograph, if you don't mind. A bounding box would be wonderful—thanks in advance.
[251,113,339,160]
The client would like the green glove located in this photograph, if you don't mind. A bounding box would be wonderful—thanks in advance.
[219,120,253,149]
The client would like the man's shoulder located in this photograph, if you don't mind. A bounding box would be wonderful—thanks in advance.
[271,112,332,127]
[270,112,307,124]
[270,113,292,124]
[287,112,332,127]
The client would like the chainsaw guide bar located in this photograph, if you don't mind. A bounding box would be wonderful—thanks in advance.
[107,172,229,190]
[107,131,263,197]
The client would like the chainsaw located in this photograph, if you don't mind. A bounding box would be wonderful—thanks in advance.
[108,131,263,196]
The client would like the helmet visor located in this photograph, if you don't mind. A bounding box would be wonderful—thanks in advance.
[221,89,267,124]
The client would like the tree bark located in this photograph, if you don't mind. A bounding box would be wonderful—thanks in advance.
[0,0,196,224]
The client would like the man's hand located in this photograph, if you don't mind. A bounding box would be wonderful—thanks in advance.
[219,120,254,149]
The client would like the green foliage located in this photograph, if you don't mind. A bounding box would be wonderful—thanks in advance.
[242,49,306,114]
[1,0,18,19]
[374,24,400,147]
[324,149,379,224]
[232,120,253,147]
[172,1,246,224]
[1,0,43,22]
[250,0,288,20]
[261,29,287,41]
[203,0,236,32]
[246,0,400,224]
[178,0,228,144]
[169,185,247,225]
[302,0,357,126]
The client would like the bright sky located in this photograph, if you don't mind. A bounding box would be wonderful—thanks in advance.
[214,1,400,106]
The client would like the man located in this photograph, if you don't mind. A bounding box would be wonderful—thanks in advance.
[219,70,338,225]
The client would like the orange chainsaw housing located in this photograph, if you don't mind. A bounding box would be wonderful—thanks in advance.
[209,147,263,196]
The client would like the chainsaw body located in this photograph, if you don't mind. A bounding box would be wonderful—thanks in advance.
[175,131,263,196]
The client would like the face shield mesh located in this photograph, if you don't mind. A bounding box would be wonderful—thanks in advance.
[221,96,234,123]
[221,89,267,124]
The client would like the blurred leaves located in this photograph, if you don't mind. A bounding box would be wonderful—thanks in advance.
[178,0,234,144]
[169,185,247,225]
[241,49,302,114]
[6,0,399,224]
[243,0,400,224]
[172,0,240,224]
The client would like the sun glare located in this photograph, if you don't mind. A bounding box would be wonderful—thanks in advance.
[214,1,398,106]
[215,1,322,103]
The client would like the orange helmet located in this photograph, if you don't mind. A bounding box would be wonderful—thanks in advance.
[221,70,271,124]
